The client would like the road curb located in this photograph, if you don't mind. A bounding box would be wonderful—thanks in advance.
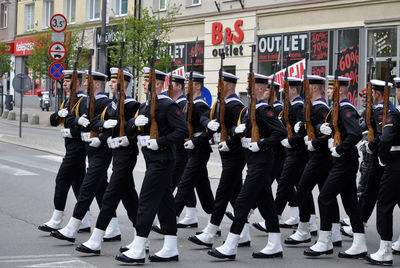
[0,134,65,156]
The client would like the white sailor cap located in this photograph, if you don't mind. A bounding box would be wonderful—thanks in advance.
[142,67,167,81]
[62,70,84,79]
[371,79,393,91]
[252,73,269,84]
[169,74,186,85]
[286,77,303,86]
[327,75,351,86]
[221,71,239,84]
[305,75,326,85]
[394,77,400,88]
[85,70,108,81]
[185,72,206,83]
[110,67,133,82]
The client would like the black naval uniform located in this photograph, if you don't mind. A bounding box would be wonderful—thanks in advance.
[375,104,400,241]
[295,98,338,224]
[68,92,113,220]
[270,101,287,184]
[47,92,86,214]
[230,100,287,235]
[204,93,246,227]
[318,98,363,233]
[274,96,308,217]
[90,97,140,231]
[126,94,188,237]
[174,96,214,217]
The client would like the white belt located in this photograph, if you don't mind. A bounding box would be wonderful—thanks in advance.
[107,137,120,149]
[241,137,251,149]
[81,132,91,142]
[137,135,150,147]
[194,132,203,138]
[390,146,400,152]
[213,133,221,143]
[60,128,72,138]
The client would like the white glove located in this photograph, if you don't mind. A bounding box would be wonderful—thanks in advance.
[328,138,334,149]
[58,108,68,118]
[78,115,90,127]
[304,135,309,144]
[280,139,292,148]
[147,139,159,150]
[218,141,230,152]
[88,137,101,148]
[234,124,246,134]
[330,147,341,157]
[320,123,332,135]
[366,142,373,154]
[378,157,386,167]
[357,140,367,151]
[61,128,72,138]
[248,142,260,152]
[103,119,118,129]
[184,140,195,150]
[294,121,302,133]
[118,136,130,147]
[307,141,315,151]
[207,119,220,131]
[135,115,149,127]
[362,130,369,136]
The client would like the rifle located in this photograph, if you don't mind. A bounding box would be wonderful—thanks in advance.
[87,28,96,138]
[332,51,342,147]
[186,37,198,141]
[248,23,259,143]
[167,44,175,98]
[303,52,315,141]
[366,39,376,142]
[117,19,127,137]
[268,44,281,106]
[382,57,392,131]
[283,37,292,138]
[69,29,85,111]
[215,31,228,142]
[148,15,160,139]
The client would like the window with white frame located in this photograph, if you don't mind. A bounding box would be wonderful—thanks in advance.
[88,0,101,20]
[192,0,201,5]
[43,0,54,28]
[65,0,76,23]
[114,0,128,16]
[25,4,35,31]
[0,4,8,28]
[159,0,166,11]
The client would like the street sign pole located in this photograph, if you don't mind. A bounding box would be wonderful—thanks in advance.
[12,74,32,138]
[19,90,23,138]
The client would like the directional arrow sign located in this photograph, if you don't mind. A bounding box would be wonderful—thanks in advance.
[49,62,65,80]
[49,42,67,61]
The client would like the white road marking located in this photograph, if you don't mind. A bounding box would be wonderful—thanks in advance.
[21,260,96,267]
[35,155,63,163]
[0,164,37,176]
[0,156,57,174]
[0,254,70,260]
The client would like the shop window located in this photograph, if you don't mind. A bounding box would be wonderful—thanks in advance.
[88,0,101,21]
[43,0,54,28]
[114,0,128,16]
[0,4,8,29]
[25,4,35,31]
[223,66,236,75]
[65,0,76,23]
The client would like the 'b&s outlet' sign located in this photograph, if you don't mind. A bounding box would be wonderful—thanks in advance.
[211,20,244,57]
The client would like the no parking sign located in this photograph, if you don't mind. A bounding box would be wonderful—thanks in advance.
[48,62,66,80]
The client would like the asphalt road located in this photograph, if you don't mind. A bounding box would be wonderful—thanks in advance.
[0,124,399,267]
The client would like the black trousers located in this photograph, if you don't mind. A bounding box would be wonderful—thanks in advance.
[318,152,364,232]
[95,147,138,230]
[72,146,113,220]
[297,151,337,223]
[172,147,196,207]
[53,140,86,211]
[136,159,176,237]
[358,155,384,223]
[377,151,400,241]
[174,148,214,217]
[274,150,308,215]
[210,149,246,226]
[230,150,279,234]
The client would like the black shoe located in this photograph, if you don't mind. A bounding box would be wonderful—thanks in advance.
[311,230,318,236]
[238,241,251,247]
[252,251,283,258]
[333,241,342,247]
[119,246,149,253]
[75,244,100,255]
[115,254,145,264]
[284,237,311,245]
[207,249,235,260]
[151,225,167,235]
[176,222,198,228]
[148,254,179,262]
[252,222,267,232]
[38,224,58,232]
[103,234,121,242]
[340,219,349,227]
[225,211,235,221]
[50,230,75,243]
[304,248,333,257]
[338,251,367,259]
[196,230,221,237]
[340,227,353,238]
[77,227,91,233]
[393,249,400,255]
[365,255,393,266]
[188,236,212,248]
[279,222,298,229]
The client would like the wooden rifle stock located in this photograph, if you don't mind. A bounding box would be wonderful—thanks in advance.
[149,68,159,139]
[68,71,78,111]
[118,69,126,137]
[283,80,293,138]
[186,80,194,140]
[87,74,98,138]
[249,73,260,142]
[268,85,275,106]
[218,78,228,142]
[366,81,374,142]
[332,80,341,146]
[168,82,173,98]
[303,79,315,141]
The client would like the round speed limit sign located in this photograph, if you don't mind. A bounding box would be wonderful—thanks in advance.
[50,14,67,32]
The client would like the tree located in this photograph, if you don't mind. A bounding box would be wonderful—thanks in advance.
[0,42,13,77]
[108,4,181,76]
